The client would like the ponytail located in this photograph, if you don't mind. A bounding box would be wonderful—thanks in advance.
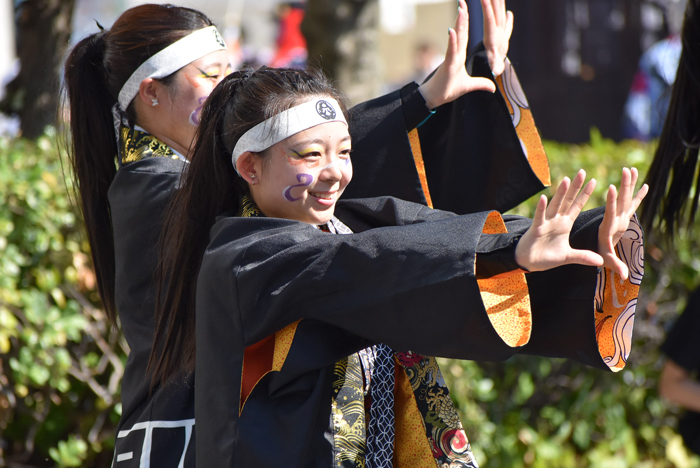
[63,32,118,321]
[61,5,214,323]
[149,72,252,386]
[641,0,700,240]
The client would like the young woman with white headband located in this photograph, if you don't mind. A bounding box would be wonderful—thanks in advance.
[63,2,546,466]
[153,64,647,467]
[64,7,228,466]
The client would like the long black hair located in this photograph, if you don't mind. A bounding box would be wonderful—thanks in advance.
[62,5,213,322]
[149,67,349,386]
[641,0,700,240]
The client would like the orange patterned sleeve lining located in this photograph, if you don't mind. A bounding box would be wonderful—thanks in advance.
[239,321,300,414]
[594,217,643,371]
[407,128,433,209]
[495,59,551,188]
[477,212,532,348]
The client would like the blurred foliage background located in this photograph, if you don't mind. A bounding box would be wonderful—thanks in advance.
[0,128,698,467]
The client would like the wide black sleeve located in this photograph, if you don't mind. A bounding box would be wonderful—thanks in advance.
[199,199,527,363]
[344,43,550,215]
[344,88,431,204]
[417,44,550,214]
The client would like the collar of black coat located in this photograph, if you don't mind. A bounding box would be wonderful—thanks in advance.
[238,194,352,234]
[120,126,186,165]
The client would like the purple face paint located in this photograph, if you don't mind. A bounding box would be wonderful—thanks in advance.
[189,96,208,126]
[283,173,314,201]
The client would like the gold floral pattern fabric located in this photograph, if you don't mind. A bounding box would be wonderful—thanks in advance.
[332,355,368,468]
[120,126,185,164]
[396,352,478,468]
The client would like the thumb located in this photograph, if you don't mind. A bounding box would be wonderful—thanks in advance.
[467,76,497,94]
[565,249,604,268]
[604,255,629,281]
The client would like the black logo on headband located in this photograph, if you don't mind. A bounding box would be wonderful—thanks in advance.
[316,100,336,120]
[213,29,226,48]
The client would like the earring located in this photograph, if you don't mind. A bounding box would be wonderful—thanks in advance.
[151,99,159,107]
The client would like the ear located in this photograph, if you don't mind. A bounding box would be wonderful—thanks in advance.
[236,151,259,185]
[137,78,162,107]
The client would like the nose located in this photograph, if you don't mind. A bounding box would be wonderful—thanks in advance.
[318,156,344,182]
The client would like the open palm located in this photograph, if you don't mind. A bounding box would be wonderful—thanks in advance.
[515,168,647,276]
[515,170,603,273]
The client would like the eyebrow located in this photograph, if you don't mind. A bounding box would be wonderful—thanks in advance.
[294,136,352,146]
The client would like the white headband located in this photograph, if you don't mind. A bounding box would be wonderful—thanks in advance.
[117,25,226,110]
[231,98,347,173]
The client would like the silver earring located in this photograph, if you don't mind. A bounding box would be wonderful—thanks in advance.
[151,99,159,107]
[250,174,256,179]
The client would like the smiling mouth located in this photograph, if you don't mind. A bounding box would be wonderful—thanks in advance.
[309,191,336,200]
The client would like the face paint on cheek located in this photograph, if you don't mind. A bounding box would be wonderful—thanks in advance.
[283,173,314,202]
[189,96,208,126]
[318,157,352,171]
[185,74,203,89]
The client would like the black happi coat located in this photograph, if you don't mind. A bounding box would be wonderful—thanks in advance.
[108,49,547,466]
[194,198,617,467]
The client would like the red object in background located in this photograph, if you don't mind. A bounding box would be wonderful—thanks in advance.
[271,6,307,68]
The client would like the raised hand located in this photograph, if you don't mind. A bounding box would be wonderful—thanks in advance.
[418,0,497,110]
[482,0,514,76]
[597,167,648,280]
[515,170,604,273]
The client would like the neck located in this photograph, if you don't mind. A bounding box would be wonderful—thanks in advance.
[150,131,191,158]
[136,122,192,159]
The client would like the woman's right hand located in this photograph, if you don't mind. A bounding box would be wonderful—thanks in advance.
[514,169,603,273]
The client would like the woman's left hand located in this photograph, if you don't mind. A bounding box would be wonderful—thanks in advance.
[482,0,514,76]
[419,0,497,109]
[597,167,648,280]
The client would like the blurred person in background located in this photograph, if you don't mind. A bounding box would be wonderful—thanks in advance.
[63,0,541,465]
[621,33,681,140]
[622,0,685,141]
[641,0,700,456]
[270,2,307,68]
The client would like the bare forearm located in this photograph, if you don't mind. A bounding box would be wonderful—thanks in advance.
[659,360,700,412]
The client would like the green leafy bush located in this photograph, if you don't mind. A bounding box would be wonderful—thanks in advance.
[0,132,125,467]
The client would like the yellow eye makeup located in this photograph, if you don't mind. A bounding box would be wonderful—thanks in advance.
[291,147,322,157]
[287,148,323,168]
[196,67,221,79]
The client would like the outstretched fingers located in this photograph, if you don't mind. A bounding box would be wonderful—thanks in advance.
[546,170,590,218]
[616,167,633,217]
[545,176,571,216]
[532,194,548,226]
[597,167,649,281]
[481,0,513,75]
[455,0,469,61]
[629,183,649,215]
[568,178,597,217]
